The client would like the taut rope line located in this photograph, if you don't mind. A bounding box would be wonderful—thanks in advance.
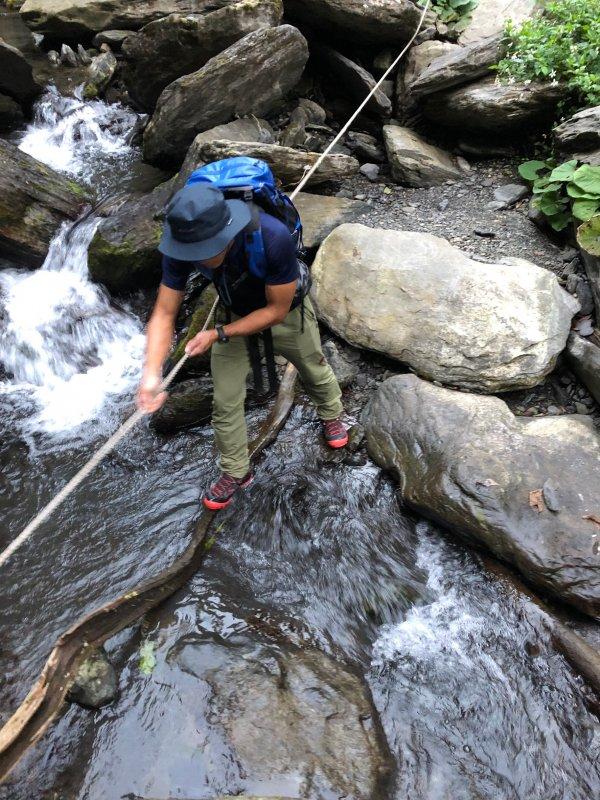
[0,0,430,569]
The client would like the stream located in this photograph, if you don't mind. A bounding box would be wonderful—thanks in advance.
[0,88,599,800]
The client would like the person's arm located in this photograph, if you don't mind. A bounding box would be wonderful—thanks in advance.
[137,284,184,412]
[184,281,297,358]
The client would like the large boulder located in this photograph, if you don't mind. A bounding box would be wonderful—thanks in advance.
[576,215,600,317]
[19,0,237,38]
[458,0,537,45]
[293,192,367,250]
[284,0,423,44]
[403,40,458,88]
[175,634,394,797]
[87,179,173,293]
[554,106,600,155]
[0,38,42,109]
[422,77,563,135]
[365,374,600,618]
[567,333,600,405]
[176,116,275,190]
[0,139,89,267]
[143,25,308,167]
[122,0,283,111]
[311,224,579,393]
[316,46,391,117]
[406,35,503,99]
[150,375,213,433]
[383,125,461,187]
[192,140,359,187]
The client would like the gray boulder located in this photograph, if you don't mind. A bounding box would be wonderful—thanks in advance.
[403,40,458,88]
[83,50,117,98]
[322,341,358,388]
[175,633,393,797]
[406,35,503,99]
[122,0,282,111]
[143,25,309,167]
[284,0,423,44]
[67,647,118,709]
[383,125,461,187]
[365,374,600,618]
[567,333,600,405]
[0,138,89,267]
[150,375,213,433]
[311,224,579,393]
[458,0,537,45]
[0,94,25,130]
[293,192,367,250]
[192,140,359,187]
[20,0,237,38]
[423,77,563,135]
[88,179,173,293]
[0,37,42,109]
[317,46,391,117]
[554,105,600,154]
[177,116,275,190]
[92,29,134,48]
[576,216,600,317]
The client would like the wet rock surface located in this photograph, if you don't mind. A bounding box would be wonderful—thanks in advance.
[88,179,173,292]
[365,374,600,617]
[150,375,214,433]
[175,633,394,799]
[0,138,89,267]
[0,37,42,109]
[311,223,579,393]
[67,647,118,709]
[142,24,309,167]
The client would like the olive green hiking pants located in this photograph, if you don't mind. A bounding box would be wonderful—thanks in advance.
[211,298,343,478]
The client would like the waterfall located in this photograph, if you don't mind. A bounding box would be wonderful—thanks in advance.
[0,88,146,437]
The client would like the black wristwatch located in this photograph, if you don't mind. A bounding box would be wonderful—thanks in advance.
[215,324,230,343]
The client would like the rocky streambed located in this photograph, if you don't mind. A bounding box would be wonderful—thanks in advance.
[1,1,600,798]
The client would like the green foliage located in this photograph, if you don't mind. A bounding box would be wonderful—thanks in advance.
[496,0,600,109]
[519,158,600,231]
[577,215,600,257]
[419,0,478,33]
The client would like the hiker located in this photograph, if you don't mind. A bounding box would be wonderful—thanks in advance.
[137,159,348,510]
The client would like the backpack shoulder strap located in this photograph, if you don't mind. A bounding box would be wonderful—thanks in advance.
[243,202,268,279]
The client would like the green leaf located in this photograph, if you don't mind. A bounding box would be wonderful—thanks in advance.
[139,641,156,675]
[548,210,572,231]
[577,214,600,256]
[538,192,566,215]
[567,182,598,199]
[548,159,579,182]
[519,160,549,181]
[572,198,600,221]
[533,180,563,194]
[572,164,600,195]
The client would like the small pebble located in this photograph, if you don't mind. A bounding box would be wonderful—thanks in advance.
[473,228,496,238]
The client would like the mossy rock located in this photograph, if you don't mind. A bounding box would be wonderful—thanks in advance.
[88,179,174,294]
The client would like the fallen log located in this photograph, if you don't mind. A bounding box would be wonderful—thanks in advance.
[0,364,297,785]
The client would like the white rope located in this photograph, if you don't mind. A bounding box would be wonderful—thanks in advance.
[0,0,430,569]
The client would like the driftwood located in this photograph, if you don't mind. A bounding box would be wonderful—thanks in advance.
[0,364,297,785]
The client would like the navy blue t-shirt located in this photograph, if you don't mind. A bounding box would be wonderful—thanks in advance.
[161,211,299,317]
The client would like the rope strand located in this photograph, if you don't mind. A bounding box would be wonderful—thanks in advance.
[0,0,430,569]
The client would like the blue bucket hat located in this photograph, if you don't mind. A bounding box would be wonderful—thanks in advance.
[158,183,251,261]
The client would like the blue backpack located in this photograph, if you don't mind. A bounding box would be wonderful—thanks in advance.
[186,156,304,279]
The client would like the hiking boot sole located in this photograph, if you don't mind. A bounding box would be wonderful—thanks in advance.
[325,433,349,449]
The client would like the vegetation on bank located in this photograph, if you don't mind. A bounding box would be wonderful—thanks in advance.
[419,0,478,34]
[519,159,600,231]
[496,0,600,109]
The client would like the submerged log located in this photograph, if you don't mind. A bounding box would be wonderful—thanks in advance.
[0,139,90,268]
[0,364,297,785]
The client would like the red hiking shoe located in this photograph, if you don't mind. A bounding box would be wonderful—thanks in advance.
[322,418,349,449]
[203,471,254,511]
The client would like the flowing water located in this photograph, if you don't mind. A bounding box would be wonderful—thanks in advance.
[1,91,599,800]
